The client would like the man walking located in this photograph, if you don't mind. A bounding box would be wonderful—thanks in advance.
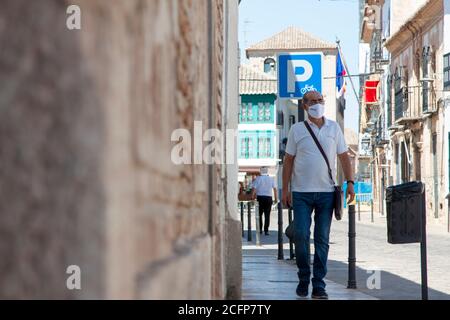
[252,167,277,235]
[282,91,355,299]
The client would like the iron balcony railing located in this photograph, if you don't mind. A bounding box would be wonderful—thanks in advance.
[393,85,437,122]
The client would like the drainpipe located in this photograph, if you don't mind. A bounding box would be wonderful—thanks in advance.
[207,0,215,236]
[446,194,450,233]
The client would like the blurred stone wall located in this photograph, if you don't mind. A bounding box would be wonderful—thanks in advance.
[0,0,240,299]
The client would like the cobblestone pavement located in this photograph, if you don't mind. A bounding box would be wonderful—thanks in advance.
[241,205,450,300]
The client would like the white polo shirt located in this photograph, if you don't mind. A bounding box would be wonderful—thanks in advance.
[252,175,276,197]
[285,118,348,193]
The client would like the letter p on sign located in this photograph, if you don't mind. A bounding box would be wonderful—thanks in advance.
[278,53,323,99]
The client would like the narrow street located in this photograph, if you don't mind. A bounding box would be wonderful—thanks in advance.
[3,0,450,305]
[242,208,450,300]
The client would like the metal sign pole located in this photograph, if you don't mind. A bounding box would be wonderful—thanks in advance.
[358,183,361,222]
[247,202,252,242]
[277,202,284,260]
[288,207,295,260]
[241,202,244,237]
[421,190,429,300]
[255,201,261,246]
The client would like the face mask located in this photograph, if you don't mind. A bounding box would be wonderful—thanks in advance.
[307,103,325,119]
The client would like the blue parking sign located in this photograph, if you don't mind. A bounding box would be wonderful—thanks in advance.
[278,53,323,99]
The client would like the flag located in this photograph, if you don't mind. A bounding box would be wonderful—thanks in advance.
[336,51,347,98]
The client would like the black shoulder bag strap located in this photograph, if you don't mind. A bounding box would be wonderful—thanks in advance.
[304,121,335,186]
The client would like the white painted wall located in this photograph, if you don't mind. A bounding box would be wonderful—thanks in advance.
[444,0,450,195]
[359,43,370,75]
[390,0,427,36]
[224,0,239,220]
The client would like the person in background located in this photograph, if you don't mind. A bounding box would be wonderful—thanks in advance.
[251,167,277,235]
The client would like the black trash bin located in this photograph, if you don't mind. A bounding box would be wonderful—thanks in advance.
[385,181,425,244]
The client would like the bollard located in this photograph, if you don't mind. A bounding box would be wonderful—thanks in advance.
[446,194,450,233]
[357,195,361,222]
[277,202,284,260]
[288,207,295,260]
[371,199,374,223]
[240,202,244,237]
[357,184,361,222]
[420,191,428,300]
[247,202,252,242]
[255,201,261,246]
[348,204,357,289]
[381,174,385,217]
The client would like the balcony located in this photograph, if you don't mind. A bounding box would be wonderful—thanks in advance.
[393,84,437,126]
[375,119,389,147]
[421,79,437,115]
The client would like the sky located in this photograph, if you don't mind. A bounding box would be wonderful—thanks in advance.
[239,0,360,133]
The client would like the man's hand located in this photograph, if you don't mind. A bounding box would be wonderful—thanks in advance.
[282,190,292,208]
[346,183,356,204]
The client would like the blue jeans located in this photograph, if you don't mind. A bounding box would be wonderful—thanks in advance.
[292,192,334,290]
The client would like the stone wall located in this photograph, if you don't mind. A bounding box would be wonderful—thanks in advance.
[0,0,240,299]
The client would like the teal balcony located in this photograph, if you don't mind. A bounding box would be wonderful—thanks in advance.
[239,95,276,124]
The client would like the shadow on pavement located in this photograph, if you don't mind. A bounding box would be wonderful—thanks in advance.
[326,259,450,300]
[243,245,450,300]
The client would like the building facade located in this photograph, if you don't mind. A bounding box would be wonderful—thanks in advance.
[359,0,450,222]
[238,65,278,188]
[0,0,241,299]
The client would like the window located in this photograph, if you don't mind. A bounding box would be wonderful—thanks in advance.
[277,110,284,126]
[257,103,265,122]
[240,136,253,159]
[394,143,400,183]
[422,46,431,112]
[264,58,276,74]
[257,137,264,158]
[255,103,272,123]
[247,103,253,121]
[394,66,407,120]
[257,135,273,159]
[264,103,271,122]
[240,103,247,122]
[240,103,253,122]
[444,53,450,91]
[386,75,393,127]
[240,137,249,158]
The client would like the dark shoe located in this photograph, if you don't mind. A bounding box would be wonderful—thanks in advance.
[311,288,328,300]
[296,283,309,298]
[265,231,269,236]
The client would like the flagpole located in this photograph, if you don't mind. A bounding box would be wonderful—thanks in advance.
[336,39,360,106]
